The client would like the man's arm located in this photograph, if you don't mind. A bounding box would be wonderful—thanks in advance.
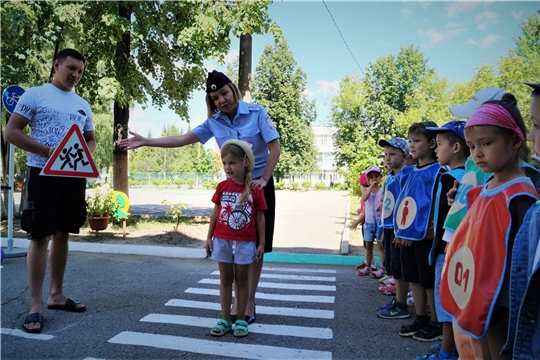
[84,130,96,154]
[4,113,50,157]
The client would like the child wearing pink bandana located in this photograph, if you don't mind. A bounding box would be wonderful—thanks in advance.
[440,93,539,358]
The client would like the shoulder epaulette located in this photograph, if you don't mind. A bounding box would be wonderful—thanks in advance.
[246,103,261,111]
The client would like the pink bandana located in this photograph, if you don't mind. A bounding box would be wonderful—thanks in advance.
[465,103,525,143]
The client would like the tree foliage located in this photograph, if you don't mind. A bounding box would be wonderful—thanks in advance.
[252,39,318,180]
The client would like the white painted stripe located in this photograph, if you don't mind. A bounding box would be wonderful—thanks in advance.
[199,278,336,291]
[263,267,336,274]
[141,314,333,339]
[1,328,54,340]
[185,288,334,303]
[210,271,335,282]
[165,300,334,319]
[109,331,332,359]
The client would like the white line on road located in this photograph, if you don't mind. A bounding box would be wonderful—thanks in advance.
[263,267,336,274]
[185,288,335,303]
[108,331,332,359]
[140,314,333,339]
[1,328,54,340]
[165,299,334,319]
[198,278,336,291]
[210,271,336,282]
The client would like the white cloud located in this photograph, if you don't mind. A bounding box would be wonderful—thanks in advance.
[465,34,504,48]
[416,27,466,47]
[447,22,465,29]
[475,11,499,30]
[511,10,523,21]
[303,89,315,97]
[316,80,340,94]
[224,48,239,64]
[446,2,478,18]
[400,8,412,19]
[130,108,146,119]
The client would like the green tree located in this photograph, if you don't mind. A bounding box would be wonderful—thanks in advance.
[252,39,318,180]
[1,0,280,195]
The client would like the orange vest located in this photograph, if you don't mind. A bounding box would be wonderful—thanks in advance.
[440,180,538,339]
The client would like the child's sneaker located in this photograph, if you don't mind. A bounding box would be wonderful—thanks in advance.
[377,302,409,319]
[399,317,429,337]
[378,274,392,283]
[413,321,443,342]
[357,267,371,276]
[370,268,385,279]
[382,276,395,285]
[376,298,396,311]
[407,294,415,307]
[382,284,396,296]
[355,262,368,270]
[430,343,442,354]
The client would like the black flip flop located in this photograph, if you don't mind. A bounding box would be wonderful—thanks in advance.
[47,298,86,312]
[22,312,43,334]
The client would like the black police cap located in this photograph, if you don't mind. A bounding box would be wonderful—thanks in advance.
[206,70,232,93]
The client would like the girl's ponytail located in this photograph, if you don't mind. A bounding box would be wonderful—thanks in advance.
[239,171,252,205]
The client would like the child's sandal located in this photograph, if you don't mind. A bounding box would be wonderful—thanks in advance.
[233,319,249,337]
[210,319,232,336]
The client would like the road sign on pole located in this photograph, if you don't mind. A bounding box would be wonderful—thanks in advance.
[2,85,25,114]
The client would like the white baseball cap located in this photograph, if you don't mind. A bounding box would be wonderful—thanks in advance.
[449,88,505,118]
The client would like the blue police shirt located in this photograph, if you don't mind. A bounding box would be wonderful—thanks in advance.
[192,100,280,179]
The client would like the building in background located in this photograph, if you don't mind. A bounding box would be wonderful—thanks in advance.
[312,126,346,186]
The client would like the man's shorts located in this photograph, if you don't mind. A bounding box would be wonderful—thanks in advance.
[363,222,380,242]
[25,166,87,240]
[434,254,452,322]
[211,237,256,265]
[400,237,435,289]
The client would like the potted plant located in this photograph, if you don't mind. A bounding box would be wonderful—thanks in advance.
[86,185,118,231]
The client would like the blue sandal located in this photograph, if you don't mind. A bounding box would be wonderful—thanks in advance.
[233,319,249,337]
[210,319,232,336]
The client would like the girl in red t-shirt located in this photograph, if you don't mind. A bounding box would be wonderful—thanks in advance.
[206,140,267,338]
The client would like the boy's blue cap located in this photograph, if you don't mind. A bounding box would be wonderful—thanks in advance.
[426,120,466,141]
[378,137,410,155]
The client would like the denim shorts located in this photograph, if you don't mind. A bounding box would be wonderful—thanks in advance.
[363,222,380,242]
[435,254,452,322]
[210,237,256,265]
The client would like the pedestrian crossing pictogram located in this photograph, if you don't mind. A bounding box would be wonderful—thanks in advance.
[41,124,98,178]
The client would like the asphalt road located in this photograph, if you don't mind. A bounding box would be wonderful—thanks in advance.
[1,252,433,360]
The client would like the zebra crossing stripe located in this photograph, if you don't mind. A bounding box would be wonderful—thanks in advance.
[210,271,336,282]
[140,314,333,339]
[198,278,336,291]
[184,288,335,303]
[0,328,54,340]
[165,300,334,319]
[108,331,332,359]
[262,267,336,274]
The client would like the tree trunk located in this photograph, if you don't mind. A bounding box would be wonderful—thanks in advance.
[238,34,252,102]
[112,3,132,196]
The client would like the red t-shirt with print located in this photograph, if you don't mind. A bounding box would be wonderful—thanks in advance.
[211,179,267,241]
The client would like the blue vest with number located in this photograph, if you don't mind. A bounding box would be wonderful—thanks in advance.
[381,171,402,228]
[394,162,443,241]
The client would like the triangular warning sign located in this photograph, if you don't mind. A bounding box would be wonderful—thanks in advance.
[41,124,99,178]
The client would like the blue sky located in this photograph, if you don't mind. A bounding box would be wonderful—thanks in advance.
[130,0,539,143]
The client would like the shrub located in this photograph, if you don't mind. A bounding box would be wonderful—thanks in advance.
[174,178,185,187]
[315,181,327,190]
[291,182,299,191]
[275,181,286,190]
[151,179,161,186]
[186,179,195,188]
[211,180,220,189]
[301,180,312,190]
[201,181,212,190]
[161,200,188,231]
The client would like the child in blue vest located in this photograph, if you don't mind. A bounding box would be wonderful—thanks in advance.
[394,121,443,342]
[412,121,469,359]
[375,137,412,319]
[503,82,540,359]
[440,93,538,358]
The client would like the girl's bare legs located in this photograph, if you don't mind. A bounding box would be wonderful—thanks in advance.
[376,240,385,269]
[234,263,250,322]
[217,262,234,322]
[365,241,374,267]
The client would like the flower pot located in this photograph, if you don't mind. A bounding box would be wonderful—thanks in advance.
[88,215,110,231]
